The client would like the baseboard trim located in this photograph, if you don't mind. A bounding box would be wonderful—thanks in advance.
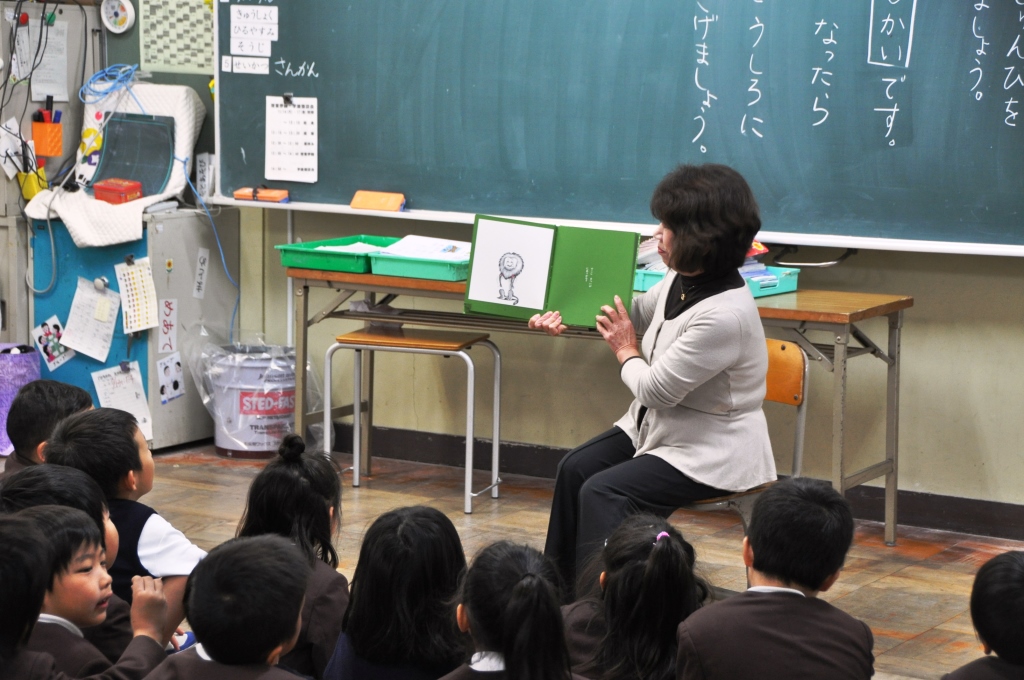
[331,424,1024,541]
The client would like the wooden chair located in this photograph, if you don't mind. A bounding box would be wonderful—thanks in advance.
[323,327,501,513]
[685,338,810,532]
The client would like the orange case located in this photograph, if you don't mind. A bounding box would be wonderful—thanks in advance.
[233,187,290,202]
[350,190,406,211]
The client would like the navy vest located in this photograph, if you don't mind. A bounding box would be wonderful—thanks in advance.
[106,498,158,602]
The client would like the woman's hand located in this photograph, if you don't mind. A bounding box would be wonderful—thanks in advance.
[529,311,567,337]
[596,296,640,364]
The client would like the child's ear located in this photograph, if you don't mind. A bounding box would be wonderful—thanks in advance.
[742,536,755,568]
[456,603,470,634]
[118,470,138,495]
[34,441,47,464]
[818,569,842,593]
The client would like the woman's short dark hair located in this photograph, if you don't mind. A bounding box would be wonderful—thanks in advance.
[649,164,761,277]
[16,505,102,589]
[237,434,341,568]
[343,506,466,672]
[588,515,711,680]
[185,535,310,665]
[44,408,141,500]
[0,465,108,544]
[460,541,570,680]
[970,550,1024,664]
[0,515,50,660]
[747,478,854,591]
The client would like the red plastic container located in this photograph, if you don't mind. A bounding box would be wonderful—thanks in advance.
[93,178,143,204]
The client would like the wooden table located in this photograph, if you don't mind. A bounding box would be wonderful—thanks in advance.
[289,268,913,544]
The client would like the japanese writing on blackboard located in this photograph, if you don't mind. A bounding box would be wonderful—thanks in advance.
[692,2,718,153]
[742,2,766,139]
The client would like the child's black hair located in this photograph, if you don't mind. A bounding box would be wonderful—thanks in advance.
[747,477,854,591]
[0,465,108,545]
[587,515,711,680]
[460,541,571,680]
[15,505,103,590]
[44,408,141,499]
[185,535,310,665]
[343,506,467,672]
[0,515,51,661]
[5,380,91,462]
[237,434,340,568]
[970,550,1024,665]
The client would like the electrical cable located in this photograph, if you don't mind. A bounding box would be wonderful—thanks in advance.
[80,63,146,114]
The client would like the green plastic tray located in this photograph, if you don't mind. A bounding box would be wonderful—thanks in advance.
[746,266,799,298]
[369,252,470,281]
[633,268,666,291]
[275,235,399,273]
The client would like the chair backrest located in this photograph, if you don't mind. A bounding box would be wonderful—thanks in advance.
[765,339,807,406]
[764,339,809,477]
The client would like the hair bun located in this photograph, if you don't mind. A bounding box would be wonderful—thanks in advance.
[278,434,306,461]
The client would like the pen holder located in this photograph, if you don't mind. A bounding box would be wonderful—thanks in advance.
[32,122,62,157]
[17,167,47,201]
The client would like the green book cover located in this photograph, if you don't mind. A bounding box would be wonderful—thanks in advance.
[464,215,639,328]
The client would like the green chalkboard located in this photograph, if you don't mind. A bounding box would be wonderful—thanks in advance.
[216,1,1024,250]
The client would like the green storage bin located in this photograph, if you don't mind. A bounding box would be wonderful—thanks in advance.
[633,268,667,292]
[746,266,799,298]
[369,252,470,281]
[275,235,400,273]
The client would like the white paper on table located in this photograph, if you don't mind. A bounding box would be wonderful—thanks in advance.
[314,243,383,254]
[467,218,554,309]
[32,314,75,371]
[115,258,159,334]
[14,21,70,101]
[60,278,121,362]
[157,299,178,354]
[379,235,472,262]
[156,352,185,404]
[265,96,318,183]
[91,362,153,440]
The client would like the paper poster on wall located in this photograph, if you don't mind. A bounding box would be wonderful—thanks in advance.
[115,257,159,334]
[60,278,121,363]
[158,299,178,354]
[11,20,70,101]
[265,96,318,183]
[91,362,153,440]
[140,0,214,74]
[32,314,75,371]
[157,352,185,404]
[466,217,555,310]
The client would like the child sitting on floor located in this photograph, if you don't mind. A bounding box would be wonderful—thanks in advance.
[324,506,467,680]
[0,512,166,680]
[43,408,205,645]
[942,550,1024,679]
[16,505,168,678]
[237,434,348,679]
[143,535,311,680]
[0,465,131,663]
[442,541,578,680]
[563,514,711,680]
[1,380,91,480]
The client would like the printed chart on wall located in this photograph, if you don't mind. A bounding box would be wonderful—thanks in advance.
[92,362,154,440]
[140,0,214,74]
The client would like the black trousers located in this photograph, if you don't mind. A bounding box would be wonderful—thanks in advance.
[543,427,727,597]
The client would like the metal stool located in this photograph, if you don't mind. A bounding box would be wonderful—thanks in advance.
[323,327,501,513]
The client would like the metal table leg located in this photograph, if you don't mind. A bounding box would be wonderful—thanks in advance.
[294,283,310,441]
[885,310,903,545]
[831,327,850,494]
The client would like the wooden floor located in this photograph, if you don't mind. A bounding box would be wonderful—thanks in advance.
[15,443,1022,680]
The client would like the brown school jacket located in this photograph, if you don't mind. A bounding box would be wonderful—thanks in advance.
[676,590,874,680]
[279,559,349,679]
[561,599,606,677]
[27,621,116,677]
[943,657,1024,680]
[0,635,164,680]
[439,664,589,680]
[84,595,134,664]
[143,647,304,679]
[0,453,33,480]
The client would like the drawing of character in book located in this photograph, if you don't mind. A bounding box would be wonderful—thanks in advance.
[498,252,524,305]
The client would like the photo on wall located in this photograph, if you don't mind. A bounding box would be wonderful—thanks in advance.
[157,351,185,404]
[32,314,75,371]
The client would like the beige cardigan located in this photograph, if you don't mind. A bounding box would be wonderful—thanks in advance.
[613,272,776,492]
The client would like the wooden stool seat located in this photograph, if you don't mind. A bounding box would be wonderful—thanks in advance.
[690,481,777,507]
[335,328,490,351]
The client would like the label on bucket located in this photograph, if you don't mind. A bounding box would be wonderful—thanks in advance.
[239,389,295,416]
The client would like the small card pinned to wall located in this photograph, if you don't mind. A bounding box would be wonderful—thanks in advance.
[157,352,185,404]
[115,257,159,334]
[92,362,153,440]
[158,299,178,354]
[265,95,318,183]
[193,248,210,299]
[61,278,121,362]
[32,314,75,372]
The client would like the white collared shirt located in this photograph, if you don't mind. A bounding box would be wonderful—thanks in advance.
[36,614,83,637]
[470,651,506,672]
[747,585,806,597]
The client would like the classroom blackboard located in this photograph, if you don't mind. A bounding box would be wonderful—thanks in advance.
[216,1,1024,251]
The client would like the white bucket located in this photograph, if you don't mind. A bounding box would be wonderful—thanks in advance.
[209,346,296,458]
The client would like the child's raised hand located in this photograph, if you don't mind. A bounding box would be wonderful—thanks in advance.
[130,575,169,645]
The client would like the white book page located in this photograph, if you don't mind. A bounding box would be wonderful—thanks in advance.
[467,218,554,310]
